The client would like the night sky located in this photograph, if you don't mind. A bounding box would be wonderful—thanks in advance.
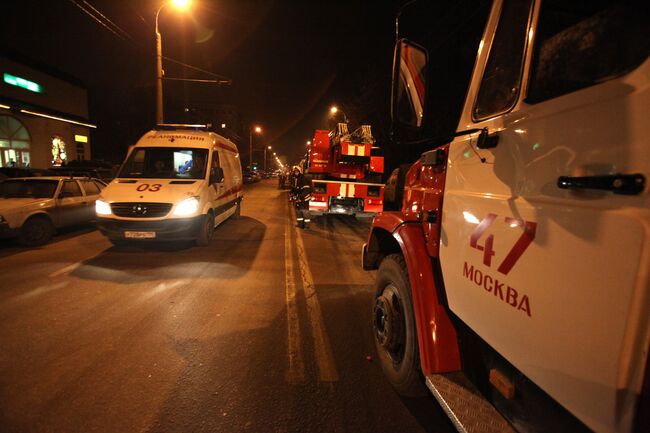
[2,0,403,166]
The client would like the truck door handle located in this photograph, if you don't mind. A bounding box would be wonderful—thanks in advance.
[557,173,645,195]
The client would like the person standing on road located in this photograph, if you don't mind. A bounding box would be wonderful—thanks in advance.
[290,166,303,198]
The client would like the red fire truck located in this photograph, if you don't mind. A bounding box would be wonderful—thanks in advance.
[362,1,649,433]
[307,123,385,217]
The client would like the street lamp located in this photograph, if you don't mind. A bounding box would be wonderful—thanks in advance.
[330,105,348,123]
[155,0,191,125]
[249,125,262,171]
[306,140,311,147]
[264,145,272,172]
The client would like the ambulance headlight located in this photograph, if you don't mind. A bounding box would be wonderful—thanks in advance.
[173,197,200,216]
[95,199,112,216]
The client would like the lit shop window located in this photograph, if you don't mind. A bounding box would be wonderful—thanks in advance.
[0,115,31,168]
[51,135,67,166]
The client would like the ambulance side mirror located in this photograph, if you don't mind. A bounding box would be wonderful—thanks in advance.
[210,167,224,183]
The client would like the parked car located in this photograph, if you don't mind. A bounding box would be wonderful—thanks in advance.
[48,165,115,182]
[0,176,107,246]
[0,167,54,178]
[243,171,256,184]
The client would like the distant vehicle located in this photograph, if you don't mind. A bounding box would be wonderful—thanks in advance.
[48,166,114,182]
[95,125,243,246]
[242,171,256,184]
[307,124,385,217]
[0,176,107,246]
[0,167,54,178]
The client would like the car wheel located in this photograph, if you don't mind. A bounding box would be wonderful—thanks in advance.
[18,216,54,247]
[373,253,427,397]
[196,211,214,246]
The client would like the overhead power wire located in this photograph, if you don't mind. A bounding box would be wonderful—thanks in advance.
[162,55,231,82]
[67,0,128,42]
[81,0,133,41]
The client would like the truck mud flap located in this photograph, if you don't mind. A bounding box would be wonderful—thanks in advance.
[426,372,516,433]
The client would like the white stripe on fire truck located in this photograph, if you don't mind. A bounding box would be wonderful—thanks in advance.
[311,179,384,186]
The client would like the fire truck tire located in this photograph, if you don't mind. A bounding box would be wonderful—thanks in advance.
[196,211,214,246]
[373,253,427,397]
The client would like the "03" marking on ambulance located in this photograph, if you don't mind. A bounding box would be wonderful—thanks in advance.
[136,183,162,192]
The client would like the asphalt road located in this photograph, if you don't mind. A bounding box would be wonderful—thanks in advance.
[0,179,455,433]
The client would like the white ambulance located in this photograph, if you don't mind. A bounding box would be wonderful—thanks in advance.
[96,125,243,246]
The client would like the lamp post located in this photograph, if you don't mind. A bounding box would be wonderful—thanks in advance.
[155,0,191,125]
[264,145,272,172]
[249,125,262,171]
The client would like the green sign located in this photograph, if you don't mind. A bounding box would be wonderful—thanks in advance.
[3,73,43,93]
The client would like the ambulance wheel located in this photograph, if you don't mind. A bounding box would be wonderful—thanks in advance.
[373,254,427,397]
[18,216,54,246]
[233,199,241,219]
[196,211,214,246]
[108,237,127,247]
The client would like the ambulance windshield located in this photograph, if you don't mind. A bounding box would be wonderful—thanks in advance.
[118,147,209,179]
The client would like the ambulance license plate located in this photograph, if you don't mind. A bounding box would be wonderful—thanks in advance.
[124,231,156,239]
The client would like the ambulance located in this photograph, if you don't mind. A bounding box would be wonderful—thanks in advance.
[96,125,243,246]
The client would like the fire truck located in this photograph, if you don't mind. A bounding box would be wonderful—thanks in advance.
[362,1,649,433]
[307,123,385,217]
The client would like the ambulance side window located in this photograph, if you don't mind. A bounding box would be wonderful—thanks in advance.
[212,151,221,169]
[211,151,222,184]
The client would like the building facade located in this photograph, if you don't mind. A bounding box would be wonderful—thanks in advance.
[0,55,95,169]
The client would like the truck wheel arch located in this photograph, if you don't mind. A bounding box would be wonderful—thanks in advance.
[368,222,461,375]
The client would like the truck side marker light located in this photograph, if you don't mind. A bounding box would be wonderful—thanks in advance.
[489,369,515,400]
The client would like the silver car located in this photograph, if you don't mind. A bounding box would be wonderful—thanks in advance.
[0,176,106,246]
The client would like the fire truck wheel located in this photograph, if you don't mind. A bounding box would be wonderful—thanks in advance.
[196,211,214,246]
[373,254,427,397]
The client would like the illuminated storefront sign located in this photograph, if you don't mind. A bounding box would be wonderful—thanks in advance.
[75,134,88,143]
[3,73,44,93]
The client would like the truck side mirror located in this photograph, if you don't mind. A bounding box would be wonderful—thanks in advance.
[210,167,224,183]
[391,39,428,129]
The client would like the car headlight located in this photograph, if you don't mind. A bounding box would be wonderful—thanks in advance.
[173,197,200,216]
[95,199,112,216]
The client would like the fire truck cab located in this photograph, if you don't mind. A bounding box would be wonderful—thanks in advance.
[363,1,649,432]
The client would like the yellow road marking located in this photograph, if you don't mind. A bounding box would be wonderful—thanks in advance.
[293,209,339,382]
[285,218,306,384]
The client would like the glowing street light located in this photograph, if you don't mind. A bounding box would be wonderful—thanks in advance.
[249,125,262,170]
[306,140,311,146]
[330,105,348,123]
[155,0,191,124]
